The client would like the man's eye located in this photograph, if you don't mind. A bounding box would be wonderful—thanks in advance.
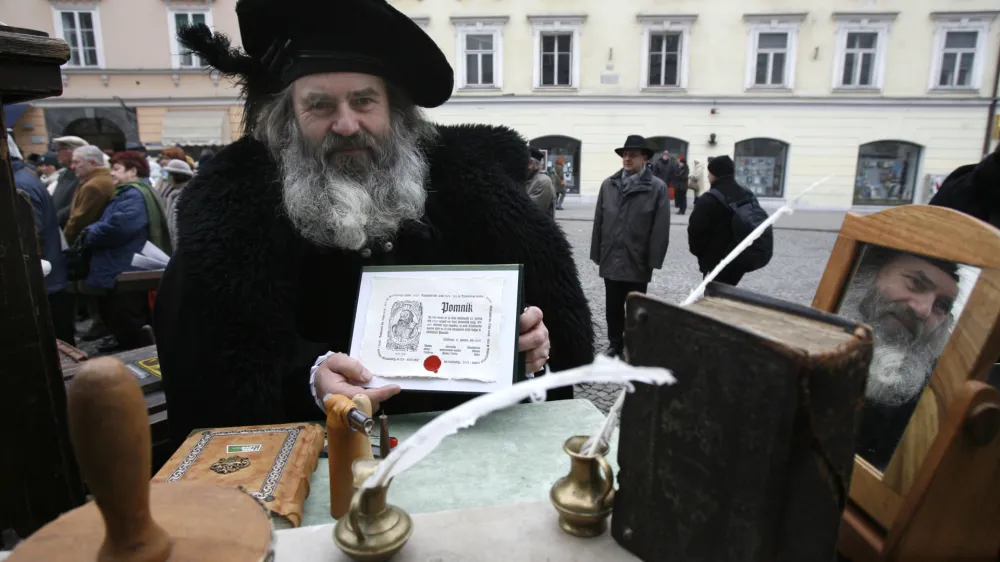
[904,275,927,292]
[354,97,374,107]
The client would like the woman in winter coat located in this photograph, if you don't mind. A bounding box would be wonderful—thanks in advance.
[79,152,154,352]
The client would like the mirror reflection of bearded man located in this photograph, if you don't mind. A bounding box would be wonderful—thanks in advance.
[838,247,960,469]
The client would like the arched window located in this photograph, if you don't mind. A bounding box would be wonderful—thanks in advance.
[853,141,922,206]
[63,117,127,152]
[530,135,582,194]
[734,138,789,198]
[646,136,688,160]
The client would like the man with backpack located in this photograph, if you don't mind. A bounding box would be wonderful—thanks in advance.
[687,155,773,286]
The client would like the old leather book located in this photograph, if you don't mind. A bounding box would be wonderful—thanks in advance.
[612,283,873,562]
[152,422,324,528]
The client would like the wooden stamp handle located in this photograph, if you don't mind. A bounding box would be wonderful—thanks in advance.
[67,357,171,562]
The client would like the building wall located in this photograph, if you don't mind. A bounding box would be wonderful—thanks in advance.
[2,0,997,206]
[407,0,1000,98]
[10,107,50,157]
[425,100,985,207]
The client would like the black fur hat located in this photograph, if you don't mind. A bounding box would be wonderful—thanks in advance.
[178,0,454,136]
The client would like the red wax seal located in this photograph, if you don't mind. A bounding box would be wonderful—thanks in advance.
[423,355,442,373]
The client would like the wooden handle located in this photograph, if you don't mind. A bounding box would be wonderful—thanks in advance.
[67,357,171,562]
[327,394,375,519]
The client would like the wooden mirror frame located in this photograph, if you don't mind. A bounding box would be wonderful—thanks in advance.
[811,205,1000,531]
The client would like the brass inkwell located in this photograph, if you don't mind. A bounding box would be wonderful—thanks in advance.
[334,459,412,561]
[550,435,616,537]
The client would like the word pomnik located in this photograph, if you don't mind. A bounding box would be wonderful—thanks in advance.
[441,302,474,314]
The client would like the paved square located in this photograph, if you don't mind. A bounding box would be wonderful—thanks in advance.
[563,215,838,412]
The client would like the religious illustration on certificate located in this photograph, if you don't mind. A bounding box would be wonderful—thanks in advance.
[351,266,521,392]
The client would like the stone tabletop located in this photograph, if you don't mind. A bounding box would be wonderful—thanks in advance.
[301,398,619,527]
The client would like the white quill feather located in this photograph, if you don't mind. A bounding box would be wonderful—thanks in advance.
[363,355,675,489]
[581,388,627,457]
[680,175,833,307]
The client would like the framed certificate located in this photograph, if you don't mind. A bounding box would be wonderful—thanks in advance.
[349,264,524,393]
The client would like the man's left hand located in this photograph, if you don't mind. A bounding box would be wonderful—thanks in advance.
[519,306,550,374]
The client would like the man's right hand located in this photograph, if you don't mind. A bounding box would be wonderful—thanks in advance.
[314,353,401,412]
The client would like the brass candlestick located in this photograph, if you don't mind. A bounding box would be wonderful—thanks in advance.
[334,459,412,562]
[550,435,615,538]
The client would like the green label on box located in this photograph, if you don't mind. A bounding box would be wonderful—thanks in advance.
[226,444,262,453]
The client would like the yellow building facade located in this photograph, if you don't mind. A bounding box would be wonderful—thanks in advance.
[2,0,998,209]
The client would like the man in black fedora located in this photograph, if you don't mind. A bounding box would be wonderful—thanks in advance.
[590,135,671,359]
[153,0,594,447]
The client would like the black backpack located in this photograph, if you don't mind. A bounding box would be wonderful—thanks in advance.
[707,188,773,272]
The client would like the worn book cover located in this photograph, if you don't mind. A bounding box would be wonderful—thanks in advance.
[152,422,324,528]
[612,283,873,562]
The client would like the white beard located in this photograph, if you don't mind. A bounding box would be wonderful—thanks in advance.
[839,269,951,406]
[275,117,429,251]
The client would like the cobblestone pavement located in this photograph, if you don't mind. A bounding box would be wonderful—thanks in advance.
[567,219,838,413]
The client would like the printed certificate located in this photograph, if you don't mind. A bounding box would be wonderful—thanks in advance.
[350,265,523,393]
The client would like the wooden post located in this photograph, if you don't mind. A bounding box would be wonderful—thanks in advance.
[0,24,84,539]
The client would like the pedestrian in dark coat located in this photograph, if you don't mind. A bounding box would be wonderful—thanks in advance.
[687,155,748,286]
[50,136,88,227]
[590,135,671,358]
[929,146,1000,229]
[14,156,75,344]
[154,4,595,449]
[651,150,676,188]
[525,147,556,218]
[674,156,691,215]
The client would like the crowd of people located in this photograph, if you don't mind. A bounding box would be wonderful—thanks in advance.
[9,131,213,352]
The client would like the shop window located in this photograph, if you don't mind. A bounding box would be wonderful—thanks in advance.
[853,141,921,206]
[734,138,788,198]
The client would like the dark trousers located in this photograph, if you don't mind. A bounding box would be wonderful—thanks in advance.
[703,269,744,287]
[47,290,76,345]
[97,291,151,350]
[556,192,566,209]
[675,185,688,213]
[604,279,648,351]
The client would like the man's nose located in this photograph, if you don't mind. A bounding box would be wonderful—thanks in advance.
[330,107,361,137]
[908,294,935,321]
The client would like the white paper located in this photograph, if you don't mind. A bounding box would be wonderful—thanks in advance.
[130,254,168,270]
[141,241,170,264]
[350,267,521,394]
[360,276,504,381]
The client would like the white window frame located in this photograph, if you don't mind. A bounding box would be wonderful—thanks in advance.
[529,15,586,90]
[166,6,214,69]
[51,3,106,69]
[743,14,806,90]
[451,17,508,90]
[832,13,895,91]
[927,12,997,91]
[637,15,696,91]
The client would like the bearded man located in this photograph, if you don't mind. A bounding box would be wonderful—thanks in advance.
[153,0,594,448]
[838,247,960,469]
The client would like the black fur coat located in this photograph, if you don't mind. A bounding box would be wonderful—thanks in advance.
[154,126,595,447]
